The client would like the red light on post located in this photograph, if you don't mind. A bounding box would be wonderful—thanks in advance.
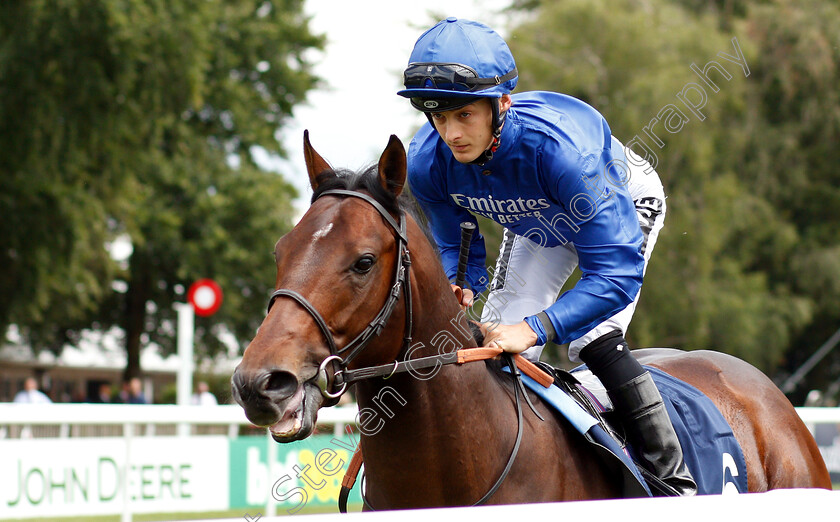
[187,279,223,317]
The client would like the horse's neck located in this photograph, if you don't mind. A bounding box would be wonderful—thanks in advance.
[355,217,489,406]
[352,234,530,503]
[352,221,623,506]
[354,349,621,505]
[354,271,485,426]
[354,341,512,503]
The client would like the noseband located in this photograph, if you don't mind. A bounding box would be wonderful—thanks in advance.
[266,189,413,403]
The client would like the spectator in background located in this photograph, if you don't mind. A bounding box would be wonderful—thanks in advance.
[13,377,52,404]
[87,382,113,403]
[128,377,148,404]
[191,381,218,406]
[118,377,148,404]
[71,383,88,403]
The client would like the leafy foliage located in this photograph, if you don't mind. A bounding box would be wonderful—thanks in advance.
[5,0,840,401]
[0,0,323,378]
[501,0,840,399]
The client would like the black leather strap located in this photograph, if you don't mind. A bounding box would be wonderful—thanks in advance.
[319,189,408,244]
[474,354,525,505]
[268,289,338,354]
[340,350,459,385]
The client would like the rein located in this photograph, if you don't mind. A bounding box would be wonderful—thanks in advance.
[338,345,553,387]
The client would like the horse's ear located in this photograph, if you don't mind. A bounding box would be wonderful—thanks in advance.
[303,130,334,190]
[377,135,407,197]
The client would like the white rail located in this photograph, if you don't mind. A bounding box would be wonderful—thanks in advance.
[793,407,840,424]
[0,403,835,430]
[0,404,361,522]
[0,403,359,439]
[0,404,836,521]
[0,403,357,426]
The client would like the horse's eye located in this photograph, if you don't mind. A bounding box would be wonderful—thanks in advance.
[352,255,376,274]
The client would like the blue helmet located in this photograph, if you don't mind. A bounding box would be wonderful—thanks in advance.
[397,18,518,113]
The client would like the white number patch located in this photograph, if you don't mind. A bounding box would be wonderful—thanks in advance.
[721,452,741,494]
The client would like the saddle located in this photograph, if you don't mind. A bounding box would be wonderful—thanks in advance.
[526,362,749,497]
[338,353,651,513]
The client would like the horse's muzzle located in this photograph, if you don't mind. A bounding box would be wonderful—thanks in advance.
[231,367,299,426]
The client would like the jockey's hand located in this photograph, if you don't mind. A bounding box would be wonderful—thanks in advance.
[450,284,474,309]
[480,321,538,354]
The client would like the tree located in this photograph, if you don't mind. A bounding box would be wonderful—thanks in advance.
[503,0,830,379]
[738,0,840,399]
[0,0,324,379]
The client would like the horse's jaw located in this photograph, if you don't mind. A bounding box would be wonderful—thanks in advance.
[269,381,324,443]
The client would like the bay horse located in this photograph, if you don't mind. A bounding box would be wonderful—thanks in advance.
[231,132,831,508]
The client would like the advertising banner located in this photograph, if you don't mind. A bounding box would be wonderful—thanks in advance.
[0,433,361,520]
[0,436,228,519]
[229,433,362,514]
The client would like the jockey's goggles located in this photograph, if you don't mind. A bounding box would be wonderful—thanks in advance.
[403,62,518,93]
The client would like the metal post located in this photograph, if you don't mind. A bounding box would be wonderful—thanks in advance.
[175,302,195,437]
[781,326,840,394]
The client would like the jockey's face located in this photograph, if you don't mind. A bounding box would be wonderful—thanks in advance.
[430,96,511,163]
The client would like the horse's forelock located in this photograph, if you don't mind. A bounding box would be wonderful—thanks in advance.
[310,166,401,216]
[309,168,351,203]
[308,165,439,256]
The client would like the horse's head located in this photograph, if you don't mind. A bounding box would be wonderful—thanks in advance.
[231,131,412,442]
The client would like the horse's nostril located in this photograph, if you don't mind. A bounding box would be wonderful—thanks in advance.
[265,370,299,400]
[231,370,249,402]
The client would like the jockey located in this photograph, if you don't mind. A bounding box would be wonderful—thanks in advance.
[398,17,696,496]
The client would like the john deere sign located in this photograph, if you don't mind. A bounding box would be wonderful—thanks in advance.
[0,434,361,519]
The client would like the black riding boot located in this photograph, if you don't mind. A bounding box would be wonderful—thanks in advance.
[579,331,697,497]
[608,372,697,496]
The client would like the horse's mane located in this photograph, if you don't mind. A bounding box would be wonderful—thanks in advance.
[310,166,438,252]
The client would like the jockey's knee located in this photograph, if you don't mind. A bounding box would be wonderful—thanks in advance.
[578,331,644,391]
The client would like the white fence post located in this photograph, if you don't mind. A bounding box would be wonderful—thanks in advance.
[122,421,134,522]
[175,302,195,437]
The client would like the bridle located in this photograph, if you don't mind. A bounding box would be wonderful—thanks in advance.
[265,186,549,511]
[266,189,414,405]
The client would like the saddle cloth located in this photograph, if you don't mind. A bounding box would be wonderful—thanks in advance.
[510,364,749,496]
